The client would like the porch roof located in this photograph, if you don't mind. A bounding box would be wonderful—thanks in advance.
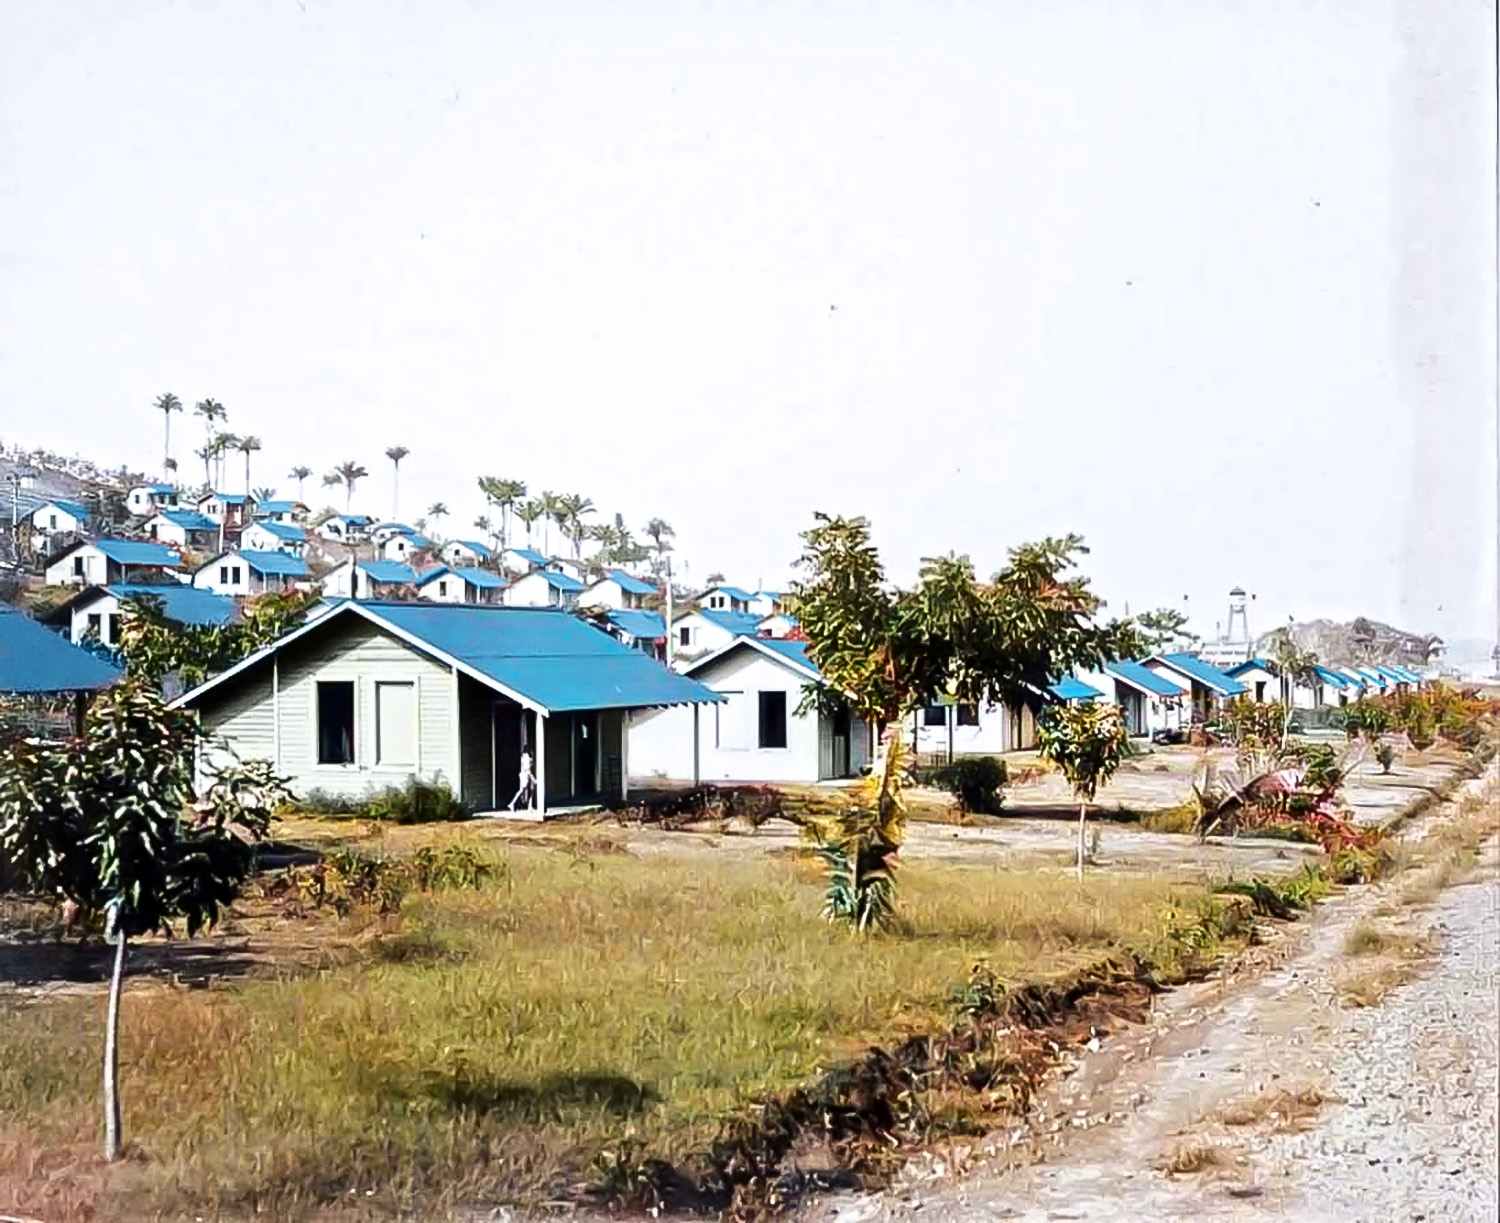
[1149,652,1248,696]
[1104,659,1183,698]
[0,604,121,694]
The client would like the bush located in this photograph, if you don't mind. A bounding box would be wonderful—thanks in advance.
[286,778,468,824]
[920,756,1007,815]
[1375,743,1396,774]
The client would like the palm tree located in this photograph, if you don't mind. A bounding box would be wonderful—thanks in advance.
[473,515,493,550]
[211,432,239,488]
[193,398,226,445]
[427,502,449,539]
[557,493,596,558]
[385,446,410,520]
[498,479,527,549]
[539,490,565,554]
[153,393,182,472]
[327,461,369,512]
[252,486,277,504]
[236,436,262,494]
[194,444,214,489]
[515,498,545,548]
[288,465,312,500]
[645,517,675,578]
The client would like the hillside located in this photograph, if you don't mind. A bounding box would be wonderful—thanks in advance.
[1258,617,1442,668]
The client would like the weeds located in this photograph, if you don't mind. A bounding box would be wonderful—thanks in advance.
[1158,1141,1228,1175]
[1219,1085,1329,1131]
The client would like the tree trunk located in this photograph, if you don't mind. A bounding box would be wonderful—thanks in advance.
[103,926,127,1161]
[1076,801,1088,882]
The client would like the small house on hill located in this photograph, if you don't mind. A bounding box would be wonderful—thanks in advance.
[29,498,91,543]
[500,546,547,576]
[1100,660,1185,735]
[192,549,311,596]
[316,513,374,543]
[700,585,755,614]
[254,500,307,524]
[319,559,417,600]
[381,531,435,563]
[442,540,494,567]
[580,569,656,612]
[145,509,219,551]
[670,608,764,668]
[50,583,234,647]
[45,538,181,587]
[0,603,121,715]
[629,635,870,783]
[125,483,178,516]
[545,556,588,584]
[242,520,308,555]
[416,565,506,605]
[1143,652,1246,723]
[504,568,584,609]
[170,601,719,815]
[601,608,667,657]
[195,491,256,531]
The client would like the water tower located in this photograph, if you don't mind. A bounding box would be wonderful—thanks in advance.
[1225,586,1251,645]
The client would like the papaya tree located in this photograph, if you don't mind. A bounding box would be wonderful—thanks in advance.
[1035,700,1130,881]
[0,683,288,1160]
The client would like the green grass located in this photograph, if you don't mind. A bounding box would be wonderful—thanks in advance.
[0,841,1220,1219]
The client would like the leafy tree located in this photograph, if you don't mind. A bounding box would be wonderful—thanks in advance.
[809,732,909,931]
[644,516,675,577]
[288,465,313,500]
[473,514,494,549]
[1036,701,1130,881]
[515,498,545,547]
[194,443,215,489]
[235,435,262,495]
[385,445,410,519]
[0,683,288,1160]
[1136,606,1197,652]
[152,392,182,471]
[117,589,319,690]
[556,493,595,558]
[1266,626,1320,745]
[193,398,226,455]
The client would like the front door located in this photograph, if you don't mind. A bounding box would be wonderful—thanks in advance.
[573,713,599,798]
[831,705,851,777]
[493,704,524,809]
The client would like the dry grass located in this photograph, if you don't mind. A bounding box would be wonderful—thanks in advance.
[1158,1141,1229,1175]
[1335,960,1419,1008]
[1342,920,1423,958]
[1140,800,1198,836]
[1219,1084,1330,1132]
[0,839,1220,1220]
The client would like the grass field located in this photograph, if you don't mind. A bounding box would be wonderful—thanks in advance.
[0,837,1227,1220]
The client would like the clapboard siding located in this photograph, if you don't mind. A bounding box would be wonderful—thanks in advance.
[200,665,275,781]
[270,617,456,802]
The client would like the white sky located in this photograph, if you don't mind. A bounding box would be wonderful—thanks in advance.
[2,1,1494,648]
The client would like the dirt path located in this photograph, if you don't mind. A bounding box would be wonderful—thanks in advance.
[805,773,1500,1223]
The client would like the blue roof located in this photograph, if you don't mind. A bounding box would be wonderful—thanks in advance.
[506,547,547,567]
[209,492,251,505]
[238,550,311,578]
[1227,658,1276,677]
[1105,659,1186,698]
[1373,664,1409,686]
[1154,652,1248,696]
[107,583,235,627]
[42,498,91,521]
[1314,665,1351,689]
[694,609,765,636]
[752,637,821,677]
[355,560,417,584]
[255,500,300,516]
[0,604,121,693]
[91,538,180,567]
[450,539,494,559]
[1355,666,1389,689]
[707,584,755,603]
[374,521,417,535]
[606,609,667,640]
[1050,676,1104,701]
[358,604,719,712]
[159,509,217,531]
[530,569,585,593]
[606,569,656,596]
[250,520,306,542]
[1393,665,1423,683]
[141,482,175,494]
[453,566,506,590]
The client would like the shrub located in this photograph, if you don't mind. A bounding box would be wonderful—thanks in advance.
[286,779,468,824]
[921,757,1007,815]
[1375,743,1396,774]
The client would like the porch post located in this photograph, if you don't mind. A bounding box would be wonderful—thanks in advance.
[692,703,701,786]
[620,710,629,803]
[450,665,461,793]
[535,712,547,815]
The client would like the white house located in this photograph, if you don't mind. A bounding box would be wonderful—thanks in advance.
[1226,658,1279,704]
[579,568,656,611]
[49,582,234,647]
[381,531,436,563]
[1143,653,1247,724]
[125,483,178,517]
[699,585,755,614]
[316,513,374,543]
[1099,660,1187,736]
[144,509,219,552]
[500,546,547,576]
[241,519,308,555]
[629,636,870,783]
[757,612,799,639]
[546,556,588,584]
[195,492,256,531]
[254,499,307,525]
[170,601,719,815]
[416,565,506,605]
[504,568,584,609]
[28,498,91,549]
[598,609,667,658]
[747,590,786,617]
[45,538,182,588]
[670,608,764,669]
[319,559,418,600]
[191,549,311,596]
[442,539,494,568]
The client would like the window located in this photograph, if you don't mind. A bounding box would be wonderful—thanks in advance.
[86,613,102,638]
[679,626,691,647]
[73,556,84,577]
[923,704,947,727]
[219,566,229,585]
[1255,681,1266,702]
[317,681,356,764]
[231,565,242,584]
[375,681,416,766]
[957,703,979,726]
[758,691,788,749]
[48,513,57,529]
[105,614,118,646]
[438,580,448,597]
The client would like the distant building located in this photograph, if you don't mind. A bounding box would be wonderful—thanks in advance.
[699,585,755,615]
[191,549,311,596]
[442,539,494,568]
[579,568,656,612]
[503,568,584,609]
[670,608,763,668]
[50,583,235,647]
[241,519,308,555]
[319,558,417,599]
[316,513,374,543]
[28,498,91,549]
[144,509,219,551]
[416,565,506,605]
[45,538,181,587]
[125,483,178,517]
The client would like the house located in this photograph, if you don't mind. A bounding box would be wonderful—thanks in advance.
[0,603,120,697]
[144,509,220,551]
[670,608,764,668]
[747,590,786,617]
[125,483,178,517]
[545,556,588,584]
[1313,664,1358,707]
[319,559,418,600]
[1334,667,1372,700]
[1354,666,1392,695]
[241,519,308,555]
[1142,653,1247,723]
[316,513,374,543]
[1372,664,1413,693]
[700,585,755,614]
[381,531,435,564]
[29,498,91,544]
[504,568,584,609]
[192,549,311,596]
[757,612,799,639]
[253,499,307,524]
[601,609,667,658]
[1226,658,1280,704]
[44,538,181,587]
[442,539,494,568]
[579,569,656,612]
[910,694,1049,756]
[629,635,870,783]
[500,546,547,576]
[1100,660,1188,736]
[195,491,256,531]
[169,601,720,815]
[416,565,506,605]
[50,583,235,647]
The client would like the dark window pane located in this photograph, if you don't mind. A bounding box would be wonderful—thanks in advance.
[317,681,355,764]
[957,703,979,726]
[758,690,787,749]
[923,704,947,727]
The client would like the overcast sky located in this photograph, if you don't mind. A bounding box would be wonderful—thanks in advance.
[2,1,1494,651]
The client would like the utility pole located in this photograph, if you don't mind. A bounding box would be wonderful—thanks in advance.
[665,555,675,669]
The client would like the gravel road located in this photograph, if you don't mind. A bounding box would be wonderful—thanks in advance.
[805,776,1500,1223]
